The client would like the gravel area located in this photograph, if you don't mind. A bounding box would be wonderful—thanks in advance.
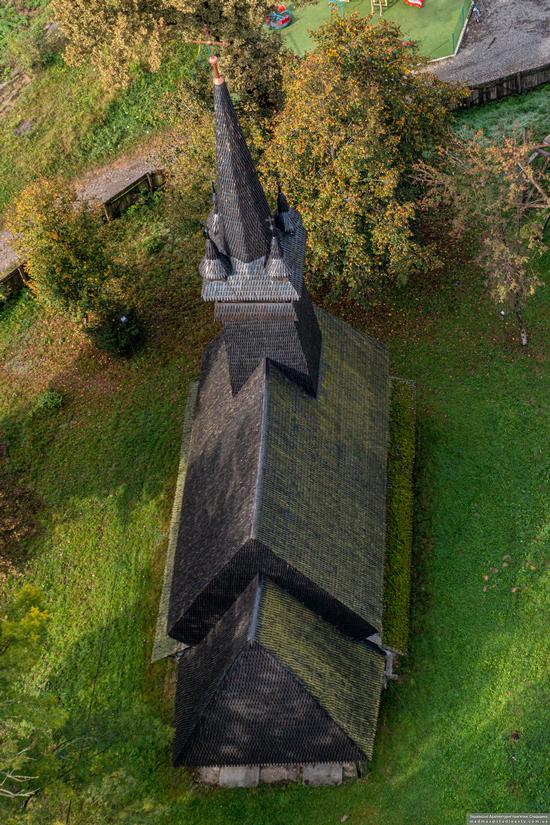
[76,151,158,206]
[431,0,550,86]
[0,230,19,277]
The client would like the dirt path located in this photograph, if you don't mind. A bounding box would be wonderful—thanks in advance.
[431,0,550,86]
[0,143,160,277]
[75,145,159,206]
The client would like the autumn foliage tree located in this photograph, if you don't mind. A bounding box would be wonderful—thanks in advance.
[417,134,549,346]
[0,586,66,807]
[262,14,465,304]
[7,179,124,321]
[52,0,284,116]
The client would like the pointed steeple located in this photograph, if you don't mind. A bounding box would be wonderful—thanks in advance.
[200,55,322,397]
[212,64,272,264]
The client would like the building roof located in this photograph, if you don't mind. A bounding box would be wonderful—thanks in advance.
[168,306,389,644]
[173,576,386,766]
[209,79,272,265]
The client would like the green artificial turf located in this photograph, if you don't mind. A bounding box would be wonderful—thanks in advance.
[280,0,470,58]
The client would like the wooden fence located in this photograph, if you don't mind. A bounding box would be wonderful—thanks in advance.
[102,170,165,221]
[0,265,27,297]
[466,62,550,106]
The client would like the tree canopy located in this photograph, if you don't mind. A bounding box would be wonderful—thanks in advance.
[417,133,549,345]
[52,0,284,116]
[7,178,125,320]
[262,14,465,303]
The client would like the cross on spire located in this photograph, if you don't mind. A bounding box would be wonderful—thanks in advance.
[189,27,227,82]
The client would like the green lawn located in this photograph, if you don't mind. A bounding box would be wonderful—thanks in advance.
[455,83,550,142]
[0,41,194,215]
[280,0,470,58]
[1,181,548,822]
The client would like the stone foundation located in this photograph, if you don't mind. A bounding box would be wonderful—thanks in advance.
[195,762,359,788]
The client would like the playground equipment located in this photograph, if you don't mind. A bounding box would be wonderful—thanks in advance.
[403,0,424,7]
[371,0,388,14]
[266,4,292,28]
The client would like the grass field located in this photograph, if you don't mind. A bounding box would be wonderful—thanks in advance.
[455,83,550,142]
[1,170,548,822]
[1,78,549,823]
[0,41,193,214]
[280,0,470,58]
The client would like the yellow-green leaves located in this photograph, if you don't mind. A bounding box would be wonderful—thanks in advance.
[262,14,463,304]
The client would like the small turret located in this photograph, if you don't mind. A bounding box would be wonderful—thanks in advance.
[199,229,229,282]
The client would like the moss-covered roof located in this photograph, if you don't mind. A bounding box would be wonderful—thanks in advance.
[257,308,390,634]
[258,579,386,759]
[382,378,416,653]
[168,307,389,644]
[173,576,385,766]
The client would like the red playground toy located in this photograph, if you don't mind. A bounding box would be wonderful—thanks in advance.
[403,0,424,6]
[266,4,292,28]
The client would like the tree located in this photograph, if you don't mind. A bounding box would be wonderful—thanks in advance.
[7,178,125,321]
[261,13,466,304]
[416,134,549,346]
[0,586,66,806]
[52,0,284,117]
[51,0,167,89]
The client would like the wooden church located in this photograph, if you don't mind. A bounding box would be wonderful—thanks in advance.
[154,54,409,787]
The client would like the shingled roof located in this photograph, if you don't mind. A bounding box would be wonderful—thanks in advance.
[168,307,389,644]
[173,576,386,767]
[165,58,393,778]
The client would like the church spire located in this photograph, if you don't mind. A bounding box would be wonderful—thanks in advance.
[200,55,322,398]
[210,54,272,264]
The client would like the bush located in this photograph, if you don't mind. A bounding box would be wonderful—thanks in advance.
[7,178,127,320]
[4,17,64,74]
[34,389,65,412]
[383,378,416,653]
[85,305,145,357]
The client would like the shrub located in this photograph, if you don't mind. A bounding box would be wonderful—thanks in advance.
[383,378,416,653]
[85,304,145,357]
[4,17,64,74]
[7,178,128,320]
[34,389,65,412]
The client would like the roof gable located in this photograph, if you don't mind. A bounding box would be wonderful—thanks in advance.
[173,577,384,766]
[167,338,265,638]
[258,580,386,759]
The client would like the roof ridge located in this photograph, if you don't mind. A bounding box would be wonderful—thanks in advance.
[250,360,269,540]
[179,638,248,753]
[176,581,260,753]
[247,574,264,642]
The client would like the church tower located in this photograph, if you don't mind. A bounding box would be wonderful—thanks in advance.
[199,55,322,397]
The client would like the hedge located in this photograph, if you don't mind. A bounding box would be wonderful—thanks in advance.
[382,378,416,653]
